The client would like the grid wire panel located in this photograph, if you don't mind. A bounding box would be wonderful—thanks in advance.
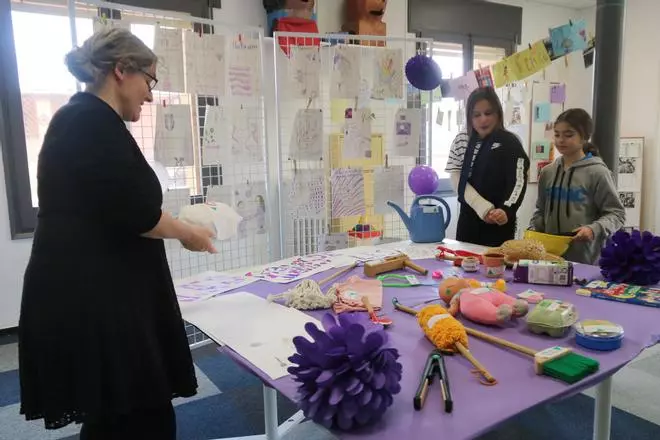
[273,33,434,258]
[72,1,272,345]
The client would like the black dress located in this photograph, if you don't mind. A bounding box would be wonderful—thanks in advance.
[18,92,197,429]
[456,129,530,247]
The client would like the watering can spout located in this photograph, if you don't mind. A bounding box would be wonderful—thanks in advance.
[387,201,412,232]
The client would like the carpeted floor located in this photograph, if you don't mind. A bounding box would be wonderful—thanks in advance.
[2,333,660,440]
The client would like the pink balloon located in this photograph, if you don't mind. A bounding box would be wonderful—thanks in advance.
[408,165,439,195]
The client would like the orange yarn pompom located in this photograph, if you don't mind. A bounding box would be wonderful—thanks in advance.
[416,304,469,352]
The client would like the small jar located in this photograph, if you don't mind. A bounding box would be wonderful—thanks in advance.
[461,256,480,272]
[483,252,506,278]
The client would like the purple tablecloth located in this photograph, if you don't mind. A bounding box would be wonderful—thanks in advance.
[216,259,660,440]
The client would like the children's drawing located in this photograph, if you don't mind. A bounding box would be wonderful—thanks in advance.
[228,36,261,97]
[534,103,551,123]
[153,27,185,93]
[371,48,403,100]
[318,232,349,252]
[185,32,226,96]
[92,16,130,33]
[162,188,191,216]
[343,108,372,159]
[474,66,494,88]
[492,58,519,88]
[206,184,233,205]
[331,168,365,218]
[251,254,337,284]
[532,140,551,160]
[174,271,256,303]
[230,105,263,163]
[289,109,323,160]
[289,46,321,98]
[373,166,405,214]
[154,104,193,167]
[330,45,361,99]
[393,108,421,157]
[550,20,587,58]
[550,84,566,104]
[445,72,479,101]
[201,105,228,165]
[283,169,325,218]
[234,180,267,235]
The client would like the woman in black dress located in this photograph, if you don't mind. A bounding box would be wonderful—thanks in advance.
[18,28,216,439]
[444,87,530,247]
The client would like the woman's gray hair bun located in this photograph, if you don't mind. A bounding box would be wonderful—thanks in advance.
[64,27,157,85]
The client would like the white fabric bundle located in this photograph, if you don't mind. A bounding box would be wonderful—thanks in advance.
[178,202,243,241]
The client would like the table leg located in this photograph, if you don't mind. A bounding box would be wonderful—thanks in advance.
[263,385,279,440]
[593,376,613,440]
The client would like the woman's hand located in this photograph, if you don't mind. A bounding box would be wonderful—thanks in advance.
[572,226,594,242]
[180,225,218,253]
[486,208,508,226]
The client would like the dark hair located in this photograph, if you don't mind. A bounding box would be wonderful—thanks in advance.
[555,108,600,156]
[465,87,504,136]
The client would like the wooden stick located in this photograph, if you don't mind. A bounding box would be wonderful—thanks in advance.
[392,299,418,316]
[404,259,429,275]
[318,262,357,286]
[455,342,497,384]
[465,327,537,357]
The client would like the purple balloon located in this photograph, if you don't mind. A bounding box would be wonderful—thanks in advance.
[408,165,439,195]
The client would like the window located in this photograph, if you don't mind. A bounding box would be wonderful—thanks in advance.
[12,10,95,208]
[1,0,212,238]
[430,42,463,183]
[473,45,507,71]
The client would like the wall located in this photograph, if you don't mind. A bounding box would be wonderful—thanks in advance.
[616,0,660,233]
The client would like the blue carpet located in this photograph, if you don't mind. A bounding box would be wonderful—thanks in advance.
[478,393,660,440]
[0,370,19,407]
[1,343,658,439]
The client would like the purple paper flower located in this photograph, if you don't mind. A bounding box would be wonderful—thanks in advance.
[288,313,403,431]
[599,229,660,285]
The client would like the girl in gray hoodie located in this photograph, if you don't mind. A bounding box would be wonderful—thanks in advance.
[529,109,625,265]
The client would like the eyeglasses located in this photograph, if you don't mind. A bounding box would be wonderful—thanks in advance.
[141,70,158,91]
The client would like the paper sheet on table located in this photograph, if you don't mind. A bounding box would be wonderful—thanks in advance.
[182,292,322,380]
[174,271,256,304]
[250,254,350,284]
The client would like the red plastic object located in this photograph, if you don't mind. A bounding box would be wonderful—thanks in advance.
[275,17,320,56]
[436,246,483,266]
[348,230,382,240]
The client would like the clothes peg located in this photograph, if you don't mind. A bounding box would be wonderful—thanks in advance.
[414,349,453,413]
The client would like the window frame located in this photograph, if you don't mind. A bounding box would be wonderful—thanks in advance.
[0,0,36,238]
[0,0,214,239]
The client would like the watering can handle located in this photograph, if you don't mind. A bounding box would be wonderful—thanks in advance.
[412,195,452,230]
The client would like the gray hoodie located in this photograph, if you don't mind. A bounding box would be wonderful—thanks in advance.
[529,155,625,265]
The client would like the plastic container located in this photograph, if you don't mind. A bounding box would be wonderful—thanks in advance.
[526,299,579,337]
[574,320,624,351]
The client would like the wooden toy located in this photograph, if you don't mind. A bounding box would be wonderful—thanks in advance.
[364,253,428,277]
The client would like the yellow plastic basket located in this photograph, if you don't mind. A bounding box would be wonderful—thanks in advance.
[523,230,572,257]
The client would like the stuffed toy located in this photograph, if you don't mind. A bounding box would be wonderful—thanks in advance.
[342,0,387,46]
[178,202,242,241]
[439,278,528,326]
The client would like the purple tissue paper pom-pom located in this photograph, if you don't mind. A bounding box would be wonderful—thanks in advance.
[599,229,660,285]
[288,313,403,431]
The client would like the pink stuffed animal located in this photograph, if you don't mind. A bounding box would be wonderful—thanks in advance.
[443,279,528,326]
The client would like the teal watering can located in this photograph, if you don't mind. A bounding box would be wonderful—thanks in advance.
[387,195,451,243]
